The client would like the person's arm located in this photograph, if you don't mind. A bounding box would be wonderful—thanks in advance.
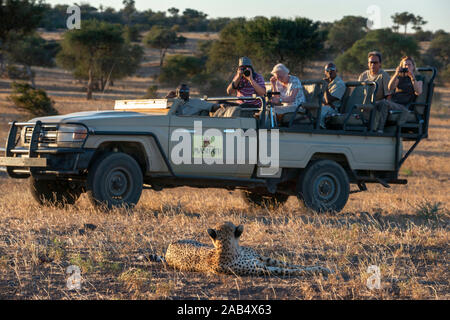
[227,68,243,95]
[388,66,401,92]
[246,69,266,97]
[408,72,423,96]
[324,88,339,106]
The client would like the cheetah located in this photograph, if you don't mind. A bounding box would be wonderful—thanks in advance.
[152,222,332,277]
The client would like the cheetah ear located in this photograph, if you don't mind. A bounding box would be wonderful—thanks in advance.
[207,228,217,240]
[234,225,244,238]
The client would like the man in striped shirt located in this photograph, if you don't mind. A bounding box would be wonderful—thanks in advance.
[226,57,266,107]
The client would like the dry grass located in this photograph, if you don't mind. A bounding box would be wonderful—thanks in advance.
[0,32,448,300]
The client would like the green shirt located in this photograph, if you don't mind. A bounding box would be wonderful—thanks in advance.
[358,69,391,101]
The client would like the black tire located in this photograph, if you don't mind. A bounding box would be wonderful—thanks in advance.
[30,177,82,207]
[87,152,143,210]
[242,190,289,208]
[297,160,349,213]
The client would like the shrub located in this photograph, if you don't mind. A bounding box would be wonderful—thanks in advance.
[159,55,203,86]
[143,85,159,99]
[9,82,57,117]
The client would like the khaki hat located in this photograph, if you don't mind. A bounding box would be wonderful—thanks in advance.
[238,57,252,67]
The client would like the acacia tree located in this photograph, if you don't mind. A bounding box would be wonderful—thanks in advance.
[57,20,142,99]
[327,16,368,53]
[0,0,46,72]
[6,34,56,87]
[207,17,326,76]
[142,26,186,67]
[391,12,417,34]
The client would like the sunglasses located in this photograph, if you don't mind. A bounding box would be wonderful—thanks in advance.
[325,68,336,72]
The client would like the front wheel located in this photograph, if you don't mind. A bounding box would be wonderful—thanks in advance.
[87,152,143,210]
[297,160,349,213]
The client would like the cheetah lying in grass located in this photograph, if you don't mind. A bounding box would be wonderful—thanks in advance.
[152,222,332,277]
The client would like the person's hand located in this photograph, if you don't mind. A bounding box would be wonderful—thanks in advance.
[233,68,243,82]
[394,65,402,77]
[406,69,414,81]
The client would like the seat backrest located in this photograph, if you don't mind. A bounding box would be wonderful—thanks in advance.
[413,74,430,115]
[339,82,376,114]
[303,82,321,104]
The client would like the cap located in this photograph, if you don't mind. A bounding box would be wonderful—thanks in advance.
[324,63,337,71]
[239,57,252,67]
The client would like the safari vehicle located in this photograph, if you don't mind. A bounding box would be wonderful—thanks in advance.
[0,67,437,212]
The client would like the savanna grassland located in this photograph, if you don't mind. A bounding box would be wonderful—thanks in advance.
[0,33,448,300]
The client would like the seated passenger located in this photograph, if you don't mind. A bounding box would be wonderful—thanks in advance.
[226,57,266,108]
[168,84,217,116]
[374,56,424,133]
[358,51,391,102]
[320,63,346,128]
[269,63,306,117]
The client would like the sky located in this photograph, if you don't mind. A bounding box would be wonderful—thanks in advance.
[47,0,450,32]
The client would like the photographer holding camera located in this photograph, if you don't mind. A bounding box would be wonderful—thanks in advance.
[226,57,266,107]
[374,56,424,133]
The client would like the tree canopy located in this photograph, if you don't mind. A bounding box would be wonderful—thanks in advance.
[142,26,186,67]
[207,17,326,77]
[335,28,420,74]
[327,16,368,54]
[56,20,143,99]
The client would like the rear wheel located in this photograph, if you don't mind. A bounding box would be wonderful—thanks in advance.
[30,177,82,207]
[297,160,349,213]
[87,152,143,210]
[242,190,289,208]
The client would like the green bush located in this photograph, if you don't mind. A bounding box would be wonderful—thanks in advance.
[159,55,203,86]
[9,82,57,117]
[143,85,159,99]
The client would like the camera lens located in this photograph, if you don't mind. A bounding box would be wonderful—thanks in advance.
[243,69,251,77]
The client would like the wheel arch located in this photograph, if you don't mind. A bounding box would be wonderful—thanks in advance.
[88,141,148,174]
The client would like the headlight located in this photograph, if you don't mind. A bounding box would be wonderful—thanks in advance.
[57,124,88,143]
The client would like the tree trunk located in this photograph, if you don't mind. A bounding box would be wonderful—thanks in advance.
[25,65,35,88]
[87,66,93,100]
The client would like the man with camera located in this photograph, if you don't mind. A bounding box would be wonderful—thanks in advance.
[226,57,266,107]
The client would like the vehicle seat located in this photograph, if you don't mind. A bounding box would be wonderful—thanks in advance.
[326,82,376,131]
[386,74,430,137]
[281,81,324,127]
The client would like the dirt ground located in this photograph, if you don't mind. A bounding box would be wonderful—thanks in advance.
[0,32,448,300]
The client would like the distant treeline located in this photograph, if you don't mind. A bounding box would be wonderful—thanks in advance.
[38,3,237,32]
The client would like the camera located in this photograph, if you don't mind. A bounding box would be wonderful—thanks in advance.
[400,68,409,73]
[241,67,251,77]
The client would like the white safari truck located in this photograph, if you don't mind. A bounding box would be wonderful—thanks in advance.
[0,68,437,212]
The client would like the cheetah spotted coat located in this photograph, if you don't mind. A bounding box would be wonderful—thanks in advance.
[161,222,332,277]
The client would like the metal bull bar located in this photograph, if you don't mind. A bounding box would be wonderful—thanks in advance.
[0,120,48,178]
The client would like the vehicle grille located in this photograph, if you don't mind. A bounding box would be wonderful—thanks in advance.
[24,126,58,144]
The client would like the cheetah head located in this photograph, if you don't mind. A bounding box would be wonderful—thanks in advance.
[207,221,244,250]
